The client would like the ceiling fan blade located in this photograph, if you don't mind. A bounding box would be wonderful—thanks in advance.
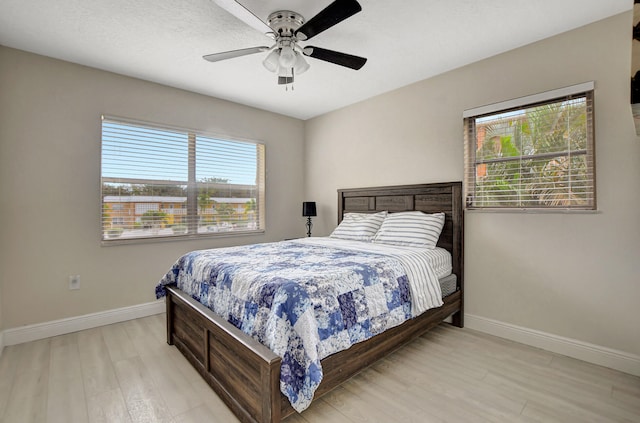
[203,46,270,62]
[295,0,362,41]
[302,46,367,70]
[211,0,272,34]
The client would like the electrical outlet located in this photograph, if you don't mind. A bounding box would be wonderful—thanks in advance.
[69,275,81,290]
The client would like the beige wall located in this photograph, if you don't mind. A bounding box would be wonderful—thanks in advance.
[0,46,305,329]
[0,278,3,335]
[305,12,640,356]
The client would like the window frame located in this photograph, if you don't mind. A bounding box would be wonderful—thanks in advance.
[463,82,596,212]
[100,116,266,245]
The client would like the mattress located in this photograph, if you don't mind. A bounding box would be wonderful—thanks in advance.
[420,247,453,279]
[439,273,457,298]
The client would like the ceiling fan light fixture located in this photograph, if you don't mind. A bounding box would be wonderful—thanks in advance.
[294,53,310,75]
[262,49,280,72]
[278,45,297,68]
[204,1,367,86]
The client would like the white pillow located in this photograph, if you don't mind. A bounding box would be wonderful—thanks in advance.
[373,211,445,248]
[330,211,387,242]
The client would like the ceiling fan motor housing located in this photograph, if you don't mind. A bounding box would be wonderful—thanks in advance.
[267,11,305,37]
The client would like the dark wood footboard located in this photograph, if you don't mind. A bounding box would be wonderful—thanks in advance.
[166,286,282,423]
[166,285,462,423]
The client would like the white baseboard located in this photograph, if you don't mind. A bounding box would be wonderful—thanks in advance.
[4,305,637,377]
[465,314,640,377]
[3,300,165,346]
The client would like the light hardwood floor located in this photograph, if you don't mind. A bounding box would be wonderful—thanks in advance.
[0,314,638,423]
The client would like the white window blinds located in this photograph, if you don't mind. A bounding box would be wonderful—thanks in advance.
[101,117,265,242]
[463,83,596,210]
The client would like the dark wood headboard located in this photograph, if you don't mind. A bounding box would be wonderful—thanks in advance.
[337,182,464,296]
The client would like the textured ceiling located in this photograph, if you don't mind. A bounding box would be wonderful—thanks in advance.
[0,0,632,120]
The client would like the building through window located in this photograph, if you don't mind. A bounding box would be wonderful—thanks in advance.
[101,117,265,242]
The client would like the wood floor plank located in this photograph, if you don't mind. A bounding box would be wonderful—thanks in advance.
[0,345,19,420]
[49,339,83,382]
[297,397,351,422]
[1,368,49,423]
[343,372,449,423]
[140,314,167,345]
[137,348,204,418]
[86,388,133,423]
[611,385,640,413]
[173,403,235,423]
[78,327,121,398]
[46,375,88,423]
[123,318,164,357]
[101,322,138,363]
[322,385,405,423]
[362,364,449,423]
[484,357,638,422]
[550,353,640,394]
[366,361,523,422]
[367,363,496,423]
[484,369,626,423]
[46,336,88,423]
[14,338,51,375]
[521,399,623,423]
[432,325,555,367]
[113,356,173,423]
[2,339,51,423]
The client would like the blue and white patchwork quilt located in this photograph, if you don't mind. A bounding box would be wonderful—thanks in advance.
[155,237,443,412]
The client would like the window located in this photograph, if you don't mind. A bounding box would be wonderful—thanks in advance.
[463,82,595,210]
[101,117,265,242]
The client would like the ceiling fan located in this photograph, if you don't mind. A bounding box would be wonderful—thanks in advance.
[204,0,367,86]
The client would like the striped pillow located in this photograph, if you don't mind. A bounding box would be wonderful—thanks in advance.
[330,211,387,242]
[373,211,445,248]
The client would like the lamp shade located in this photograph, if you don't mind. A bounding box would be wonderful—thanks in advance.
[302,202,317,217]
[262,49,280,72]
[294,53,310,75]
[278,45,297,68]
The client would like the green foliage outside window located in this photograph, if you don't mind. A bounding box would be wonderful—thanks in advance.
[466,91,595,209]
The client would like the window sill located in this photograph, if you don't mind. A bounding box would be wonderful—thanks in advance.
[101,229,266,247]
[464,208,600,215]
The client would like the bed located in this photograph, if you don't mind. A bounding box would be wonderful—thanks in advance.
[159,181,464,423]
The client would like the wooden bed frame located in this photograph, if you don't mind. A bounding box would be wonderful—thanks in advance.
[164,181,464,423]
